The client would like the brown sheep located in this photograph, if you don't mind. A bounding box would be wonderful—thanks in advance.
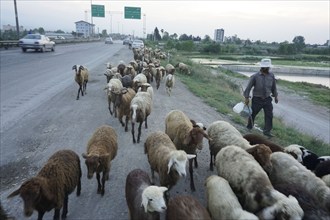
[72,65,89,100]
[246,144,273,173]
[114,88,136,132]
[7,149,82,220]
[243,133,284,152]
[125,169,167,220]
[166,195,211,220]
[165,110,210,192]
[82,125,118,196]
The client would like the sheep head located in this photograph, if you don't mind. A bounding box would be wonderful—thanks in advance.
[167,150,196,176]
[7,177,53,217]
[82,153,110,179]
[141,186,167,213]
[246,144,273,174]
[186,126,211,150]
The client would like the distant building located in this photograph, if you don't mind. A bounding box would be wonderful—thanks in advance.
[214,28,224,42]
[74,20,95,38]
[2,24,24,32]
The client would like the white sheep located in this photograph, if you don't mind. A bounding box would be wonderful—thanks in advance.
[175,62,191,75]
[132,73,148,92]
[82,125,118,196]
[165,110,210,191]
[125,169,167,220]
[207,120,251,170]
[205,175,258,220]
[144,131,196,191]
[216,145,304,219]
[165,74,175,96]
[72,64,89,100]
[130,91,152,143]
[269,151,330,212]
[137,83,154,100]
[165,64,175,75]
[104,78,123,118]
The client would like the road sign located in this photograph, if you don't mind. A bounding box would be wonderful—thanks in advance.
[92,4,105,17]
[124,7,141,19]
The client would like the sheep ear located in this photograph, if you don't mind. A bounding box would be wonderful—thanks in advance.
[160,187,168,193]
[141,194,149,213]
[167,158,175,174]
[187,154,196,160]
[82,153,88,159]
[7,188,20,198]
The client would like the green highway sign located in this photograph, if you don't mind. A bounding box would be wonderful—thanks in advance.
[124,7,141,19]
[92,4,105,17]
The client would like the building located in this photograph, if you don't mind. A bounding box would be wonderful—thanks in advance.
[74,20,95,38]
[214,28,224,42]
[2,24,24,32]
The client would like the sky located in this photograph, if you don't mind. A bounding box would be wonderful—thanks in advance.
[1,0,329,44]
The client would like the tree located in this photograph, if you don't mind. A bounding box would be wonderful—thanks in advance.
[162,31,170,41]
[202,35,211,43]
[170,33,178,40]
[154,27,161,41]
[101,29,108,37]
[38,27,45,34]
[292,35,305,52]
[54,29,64,33]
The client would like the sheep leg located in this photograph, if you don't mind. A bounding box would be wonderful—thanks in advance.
[210,152,214,171]
[76,177,81,196]
[119,116,125,127]
[132,122,136,143]
[61,193,68,219]
[101,172,106,196]
[53,208,60,220]
[96,173,102,194]
[137,122,143,143]
[37,211,45,220]
[189,159,196,192]
[76,87,81,100]
[84,82,87,94]
[124,116,129,132]
[145,116,148,129]
[194,154,198,168]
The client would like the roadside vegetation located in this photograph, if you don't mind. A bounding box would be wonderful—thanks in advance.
[149,31,329,156]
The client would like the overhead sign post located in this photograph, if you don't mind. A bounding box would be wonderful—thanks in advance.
[124,7,141,19]
[92,4,105,17]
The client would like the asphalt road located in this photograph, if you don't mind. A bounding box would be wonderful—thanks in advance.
[0,41,329,220]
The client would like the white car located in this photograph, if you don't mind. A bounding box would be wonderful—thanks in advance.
[19,34,55,52]
[131,39,144,49]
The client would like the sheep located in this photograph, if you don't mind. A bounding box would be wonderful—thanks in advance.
[125,64,137,79]
[207,120,252,171]
[132,73,148,92]
[166,195,211,220]
[245,144,273,173]
[130,91,152,143]
[314,160,330,181]
[273,182,330,220]
[125,169,167,220]
[165,64,175,75]
[154,67,163,90]
[117,62,126,76]
[104,68,120,83]
[268,151,330,212]
[114,87,136,132]
[165,74,175,96]
[165,110,210,191]
[144,131,196,192]
[216,145,304,219]
[243,133,284,152]
[138,83,154,100]
[175,62,191,75]
[7,149,82,220]
[104,78,123,118]
[205,175,259,220]
[284,144,303,162]
[72,64,89,100]
[120,74,133,88]
[82,125,118,196]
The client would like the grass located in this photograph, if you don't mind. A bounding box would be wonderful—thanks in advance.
[165,52,330,156]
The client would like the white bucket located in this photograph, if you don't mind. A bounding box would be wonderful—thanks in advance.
[233,102,245,113]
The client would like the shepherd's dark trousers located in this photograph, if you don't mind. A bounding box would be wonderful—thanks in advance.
[247,96,273,133]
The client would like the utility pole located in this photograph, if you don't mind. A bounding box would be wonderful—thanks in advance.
[143,14,146,39]
[14,0,20,39]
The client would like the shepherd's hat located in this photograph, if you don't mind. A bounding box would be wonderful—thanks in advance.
[260,58,272,68]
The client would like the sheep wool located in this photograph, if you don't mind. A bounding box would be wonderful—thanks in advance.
[125,169,167,220]
[7,149,82,220]
[82,125,118,196]
[144,131,195,190]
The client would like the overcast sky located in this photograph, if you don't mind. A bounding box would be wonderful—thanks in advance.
[1,0,329,44]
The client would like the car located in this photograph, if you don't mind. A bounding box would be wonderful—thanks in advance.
[105,37,113,44]
[131,39,144,49]
[123,37,131,45]
[19,34,55,52]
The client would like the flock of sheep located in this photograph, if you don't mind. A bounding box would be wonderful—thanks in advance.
[3,45,330,220]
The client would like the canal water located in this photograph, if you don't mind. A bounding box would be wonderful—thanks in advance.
[239,72,330,88]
